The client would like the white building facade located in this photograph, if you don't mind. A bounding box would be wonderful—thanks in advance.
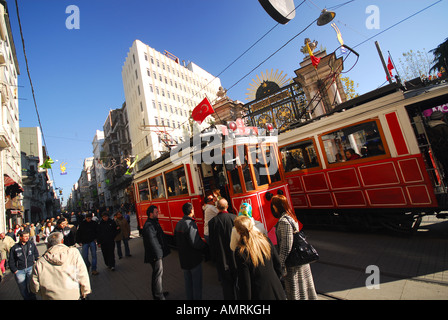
[121,40,222,168]
[0,0,21,233]
[92,130,111,208]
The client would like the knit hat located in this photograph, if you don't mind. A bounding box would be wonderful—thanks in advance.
[238,203,252,218]
[430,111,444,120]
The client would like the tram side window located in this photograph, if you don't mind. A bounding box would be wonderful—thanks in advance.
[321,120,386,163]
[138,180,150,202]
[149,175,165,199]
[280,139,319,173]
[165,166,189,197]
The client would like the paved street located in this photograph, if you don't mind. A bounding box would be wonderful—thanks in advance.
[1,213,448,301]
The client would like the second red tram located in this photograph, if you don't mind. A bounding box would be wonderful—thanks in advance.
[133,119,291,239]
[277,83,448,232]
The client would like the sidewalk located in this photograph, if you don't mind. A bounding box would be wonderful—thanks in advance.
[307,215,448,300]
[0,213,223,300]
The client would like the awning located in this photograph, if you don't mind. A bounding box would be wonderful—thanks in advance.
[4,174,23,198]
[4,174,15,187]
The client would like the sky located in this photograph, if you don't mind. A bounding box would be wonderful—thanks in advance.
[8,0,447,206]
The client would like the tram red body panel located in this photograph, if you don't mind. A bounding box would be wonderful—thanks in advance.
[230,183,291,234]
[286,154,437,210]
[135,195,204,237]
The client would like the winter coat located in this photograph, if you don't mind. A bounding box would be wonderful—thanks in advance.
[203,204,219,237]
[30,244,91,300]
[9,241,39,273]
[142,218,170,263]
[174,215,206,270]
[0,235,15,261]
[235,240,285,300]
[76,219,98,244]
[114,217,131,241]
[97,218,119,244]
[52,226,76,247]
[208,211,237,273]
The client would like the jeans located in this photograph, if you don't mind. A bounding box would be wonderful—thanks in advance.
[149,258,165,300]
[183,263,202,300]
[81,241,97,271]
[115,238,131,258]
[15,266,36,300]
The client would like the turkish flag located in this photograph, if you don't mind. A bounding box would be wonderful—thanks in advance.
[387,56,394,79]
[191,97,214,124]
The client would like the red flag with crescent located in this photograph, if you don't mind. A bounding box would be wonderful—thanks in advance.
[191,97,214,124]
[387,56,394,80]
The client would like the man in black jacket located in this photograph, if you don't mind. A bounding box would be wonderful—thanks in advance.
[208,198,237,299]
[9,230,39,300]
[174,202,206,300]
[76,212,99,275]
[142,205,170,300]
[97,212,119,271]
[53,217,76,247]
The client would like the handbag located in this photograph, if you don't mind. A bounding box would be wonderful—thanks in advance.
[284,216,319,267]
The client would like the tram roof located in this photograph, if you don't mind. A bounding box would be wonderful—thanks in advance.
[282,80,448,133]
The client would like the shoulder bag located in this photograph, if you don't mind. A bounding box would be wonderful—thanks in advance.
[284,216,319,267]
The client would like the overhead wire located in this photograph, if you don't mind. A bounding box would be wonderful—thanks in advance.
[13,0,59,191]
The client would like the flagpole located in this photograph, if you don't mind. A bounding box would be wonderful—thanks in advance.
[375,41,393,85]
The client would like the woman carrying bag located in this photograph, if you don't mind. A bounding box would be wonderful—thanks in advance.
[271,195,318,300]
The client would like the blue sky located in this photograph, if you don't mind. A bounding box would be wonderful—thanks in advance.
[9,0,447,206]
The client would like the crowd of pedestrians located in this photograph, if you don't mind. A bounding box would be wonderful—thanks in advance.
[1,192,317,301]
[0,207,133,300]
[185,192,318,301]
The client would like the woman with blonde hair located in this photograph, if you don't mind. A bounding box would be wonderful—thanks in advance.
[271,194,317,300]
[233,215,285,300]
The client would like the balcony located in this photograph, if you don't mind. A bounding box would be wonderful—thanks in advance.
[0,124,11,149]
[0,47,5,65]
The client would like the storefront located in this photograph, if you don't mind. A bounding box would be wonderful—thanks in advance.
[4,175,24,229]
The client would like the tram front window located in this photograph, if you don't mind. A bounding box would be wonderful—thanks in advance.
[241,147,255,192]
[261,145,281,183]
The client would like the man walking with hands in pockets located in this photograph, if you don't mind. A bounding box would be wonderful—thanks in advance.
[142,205,170,300]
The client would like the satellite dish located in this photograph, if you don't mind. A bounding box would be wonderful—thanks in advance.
[258,0,296,24]
[317,9,336,26]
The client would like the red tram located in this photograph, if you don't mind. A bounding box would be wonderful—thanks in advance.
[132,118,291,239]
[277,83,448,232]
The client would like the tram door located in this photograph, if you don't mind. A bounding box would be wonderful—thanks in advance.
[198,162,231,210]
[407,110,447,194]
